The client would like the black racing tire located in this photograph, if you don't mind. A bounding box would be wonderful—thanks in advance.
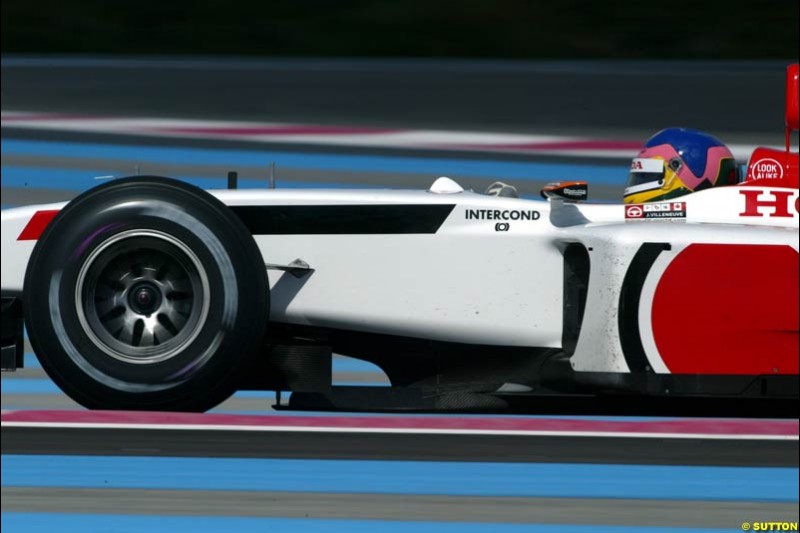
[24,176,269,412]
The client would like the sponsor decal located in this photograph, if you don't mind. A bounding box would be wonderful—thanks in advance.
[625,202,686,220]
[561,187,587,199]
[651,244,798,375]
[739,189,799,218]
[625,205,644,218]
[465,209,540,221]
[540,181,589,201]
[630,158,664,173]
[750,158,784,180]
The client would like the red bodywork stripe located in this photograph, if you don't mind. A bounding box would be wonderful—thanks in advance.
[17,210,60,241]
[652,244,799,375]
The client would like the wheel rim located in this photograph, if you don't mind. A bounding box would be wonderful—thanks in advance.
[75,229,210,364]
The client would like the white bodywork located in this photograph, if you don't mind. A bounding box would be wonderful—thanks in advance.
[2,181,797,375]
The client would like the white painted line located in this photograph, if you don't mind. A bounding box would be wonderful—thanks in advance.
[5,109,769,160]
[1,420,796,440]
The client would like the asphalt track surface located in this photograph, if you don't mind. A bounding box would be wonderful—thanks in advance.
[2,418,798,529]
[2,57,795,205]
[0,57,791,141]
[4,488,794,527]
[3,426,798,466]
[2,57,799,531]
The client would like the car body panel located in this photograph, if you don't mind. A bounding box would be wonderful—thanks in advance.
[3,181,797,383]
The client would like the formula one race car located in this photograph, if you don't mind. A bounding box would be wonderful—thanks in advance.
[1,65,798,412]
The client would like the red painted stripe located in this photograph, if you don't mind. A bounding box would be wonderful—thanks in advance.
[2,410,796,436]
[17,210,60,241]
[652,244,799,375]
[154,126,398,136]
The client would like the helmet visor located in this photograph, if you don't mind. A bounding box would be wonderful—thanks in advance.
[627,158,665,189]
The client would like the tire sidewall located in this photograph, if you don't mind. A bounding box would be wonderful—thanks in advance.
[24,177,268,411]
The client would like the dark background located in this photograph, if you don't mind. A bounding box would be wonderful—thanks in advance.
[2,0,798,58]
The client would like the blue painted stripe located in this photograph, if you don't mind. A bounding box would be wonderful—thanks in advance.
[1,379,60,394]
[332,380,390,386]
[228,390,279,399]
[21,352,384,374]
[19,352,383,379]
[333,357,385,373]
[0,514,743,533]
[0,377,382,395]
[2,455,795,501]
[0,356,726,422]
[23,353,40,369]
[1,166,389,192]
[0,378,279,397]
[1,139,623,183]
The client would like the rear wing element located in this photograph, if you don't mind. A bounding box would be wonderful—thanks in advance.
[786,63,799,152]
[744,64,799,189]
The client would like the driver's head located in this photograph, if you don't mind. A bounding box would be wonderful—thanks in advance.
[624,128,738,204]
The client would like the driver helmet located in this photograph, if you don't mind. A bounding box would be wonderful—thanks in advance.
[624,128,738,204]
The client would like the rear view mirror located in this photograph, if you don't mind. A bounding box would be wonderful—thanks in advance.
[540,181,589,202]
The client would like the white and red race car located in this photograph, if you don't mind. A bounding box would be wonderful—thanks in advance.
[1,66,798,412]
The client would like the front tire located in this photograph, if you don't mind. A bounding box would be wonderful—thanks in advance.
[24,177,269,412]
